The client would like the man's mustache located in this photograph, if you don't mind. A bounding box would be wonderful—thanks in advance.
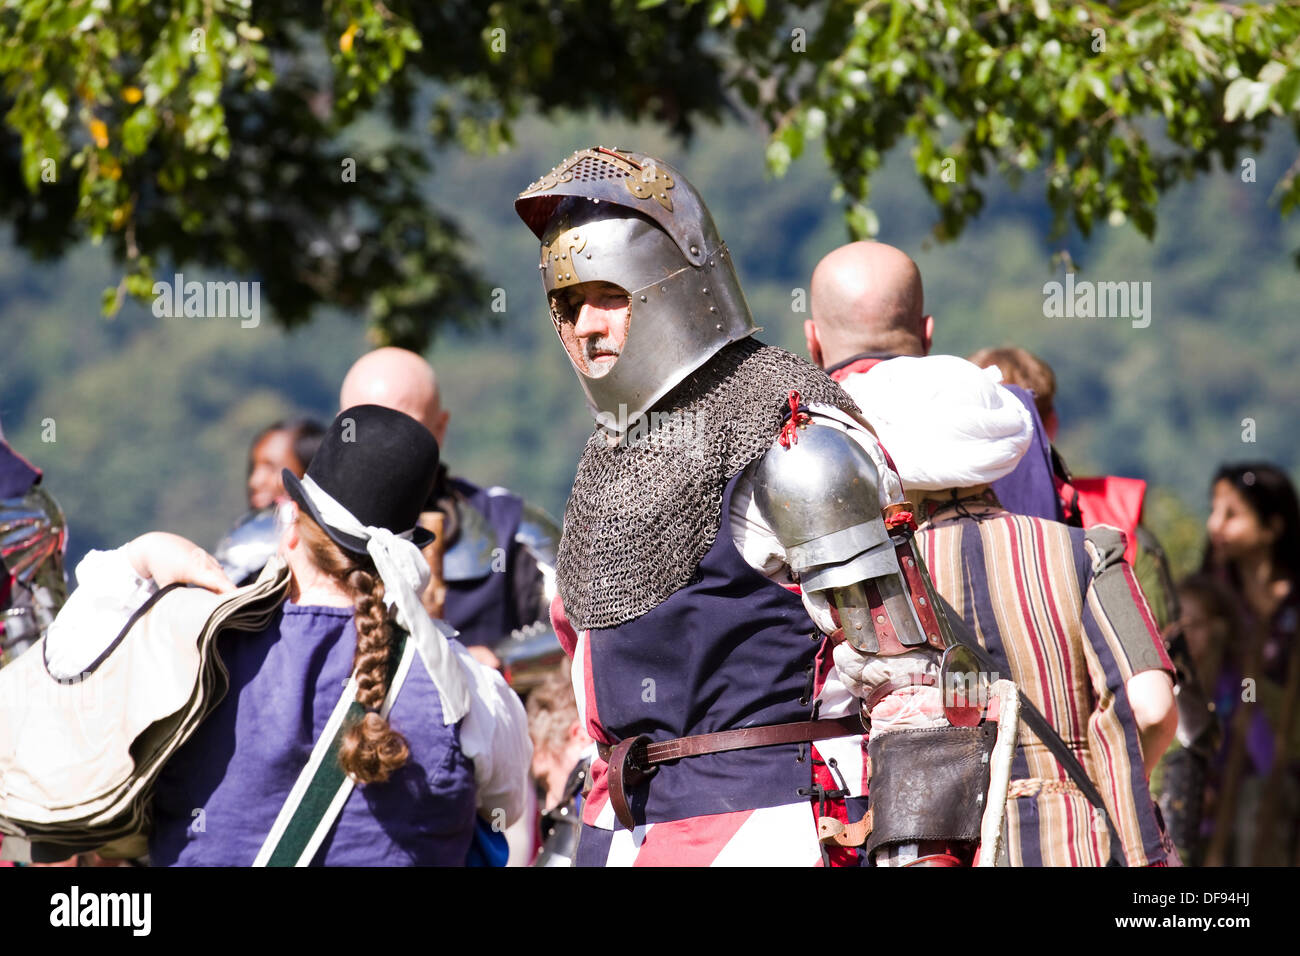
[584,336,622,360]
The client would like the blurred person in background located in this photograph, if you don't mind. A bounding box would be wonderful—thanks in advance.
[967,345,1215,864]
[215,418,325,586]
[968,347,1174,619]
[967,346,1059,441]
[525,666,593,867]
[966,346,1065,524]
[806,244,1062,523]
[1176,574,1235,706]
[246,418,326,511]
[1159,572,1235,865]
[804,239,933,376]
[852,355,1178,866]
[0,421,69,866]
[1199,463,1300,866]
[340,348,559,672]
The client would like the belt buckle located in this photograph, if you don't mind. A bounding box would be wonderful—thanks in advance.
[617,734,657,788]
[608,734,658,831]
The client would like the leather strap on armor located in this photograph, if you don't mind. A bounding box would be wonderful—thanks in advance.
[600,716,862,831]
[863,672,937,713]
[819,810,872,848]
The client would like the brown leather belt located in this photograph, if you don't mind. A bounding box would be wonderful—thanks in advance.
[597,716,863,832]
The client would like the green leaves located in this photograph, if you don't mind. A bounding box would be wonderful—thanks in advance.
[1277,70,1300,112]
[1225,76,1272,121]
[715,0,1300,253]
[845,203,880,239]
[1224,61,1295,121]
[3,0,1300,349]
[766,117,805,176]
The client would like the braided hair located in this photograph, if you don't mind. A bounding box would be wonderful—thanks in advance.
[298,514,411,784]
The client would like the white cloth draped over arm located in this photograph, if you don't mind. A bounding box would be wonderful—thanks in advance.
[839,355,1033,491]
[451,642,533,827]
[43,548,157,681]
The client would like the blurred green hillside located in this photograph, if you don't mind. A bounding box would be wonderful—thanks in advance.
[2,112,1297,581]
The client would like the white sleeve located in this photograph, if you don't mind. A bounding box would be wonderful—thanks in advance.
[43,547,157,680]
[452,643,534,828]
[728,476,791,582]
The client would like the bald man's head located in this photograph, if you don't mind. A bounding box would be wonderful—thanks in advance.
[339,347,450,447]
[807,241,932,368]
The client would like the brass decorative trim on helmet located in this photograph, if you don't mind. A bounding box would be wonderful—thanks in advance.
[519,146,673,212]
[539,213,590,291]
[623,160,674,211]
[517,146,708,268]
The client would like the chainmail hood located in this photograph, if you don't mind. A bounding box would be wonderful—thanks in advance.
[557,338,858,630]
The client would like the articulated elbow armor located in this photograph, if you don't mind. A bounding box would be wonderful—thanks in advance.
[750,415,1021,866]
[749,419,951,657]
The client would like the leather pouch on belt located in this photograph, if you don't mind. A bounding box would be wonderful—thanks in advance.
[865,723,996,858]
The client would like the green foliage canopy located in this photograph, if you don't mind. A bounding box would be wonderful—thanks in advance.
[723,0,1300,245]
[2,0,1299,348]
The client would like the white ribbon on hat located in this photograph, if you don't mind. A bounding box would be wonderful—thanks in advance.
[300,475,471,725]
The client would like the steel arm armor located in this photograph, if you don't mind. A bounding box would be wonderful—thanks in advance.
[747,415,951,657]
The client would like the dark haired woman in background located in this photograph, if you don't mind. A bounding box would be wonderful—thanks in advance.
[1198,463,1300,865]
[216,418,327,586]
[1153,572,1233,866]
[247,418,326,511]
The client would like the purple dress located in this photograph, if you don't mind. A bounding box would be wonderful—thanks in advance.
[990,384,1062,523]
[149,601,478,866]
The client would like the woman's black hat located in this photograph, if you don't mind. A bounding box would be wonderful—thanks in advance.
[282,404,439,558]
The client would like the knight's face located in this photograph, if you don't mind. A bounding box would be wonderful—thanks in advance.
[551,280,631,378]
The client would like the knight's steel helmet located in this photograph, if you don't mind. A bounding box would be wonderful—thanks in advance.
[515,146,757,431]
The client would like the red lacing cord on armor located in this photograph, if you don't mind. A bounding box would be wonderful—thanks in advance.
[884,510,917,532]
[777,390,811,448]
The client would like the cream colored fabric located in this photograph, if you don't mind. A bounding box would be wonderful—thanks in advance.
[43,548,158,679]
[0,559,291,850]
[840,355,1034,491]
[2,547,533,852]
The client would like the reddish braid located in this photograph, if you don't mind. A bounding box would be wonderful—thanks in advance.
[298,515,410,784]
